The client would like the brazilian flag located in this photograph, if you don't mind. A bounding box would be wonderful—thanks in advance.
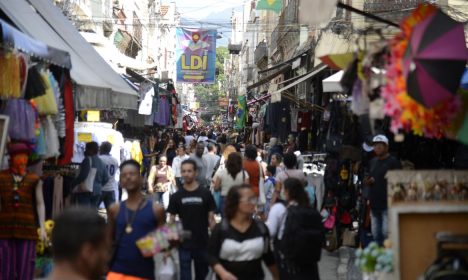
[235,95,248,129]
[256,0,282,13]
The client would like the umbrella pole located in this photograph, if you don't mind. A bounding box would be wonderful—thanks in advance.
[336,2,400,28]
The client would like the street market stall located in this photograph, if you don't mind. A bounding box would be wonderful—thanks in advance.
[0,17,75,279]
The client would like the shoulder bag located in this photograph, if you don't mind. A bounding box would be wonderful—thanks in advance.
[258,163,266,205]
[75,157,97,193]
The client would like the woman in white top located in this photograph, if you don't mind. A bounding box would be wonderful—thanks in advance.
[213,152,249,216]
[218,144,237,171]
[171,146,189,188]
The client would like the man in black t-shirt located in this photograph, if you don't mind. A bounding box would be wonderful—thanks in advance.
[168,159,216,280]
[365,135,401,246]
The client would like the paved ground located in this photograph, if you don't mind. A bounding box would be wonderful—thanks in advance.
[263,249,340,280]
[319,250,340,279]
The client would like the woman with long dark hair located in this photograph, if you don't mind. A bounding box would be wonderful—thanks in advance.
[213,153,249,216]
[208,185,279,280]
[163,138,177,166]
[266,177,322,280]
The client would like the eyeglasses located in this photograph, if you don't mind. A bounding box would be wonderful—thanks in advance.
[240,197,258,205]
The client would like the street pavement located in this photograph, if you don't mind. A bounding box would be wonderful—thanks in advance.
[263,248,362,280]
[263,249,340,280]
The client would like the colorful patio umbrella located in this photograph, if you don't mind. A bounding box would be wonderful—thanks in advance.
[403,9,468,108]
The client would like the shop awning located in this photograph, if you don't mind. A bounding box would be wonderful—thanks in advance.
[257,49,310,74]
[0,0,138,110]
[0,19,71,68]
[270,64,327,96]
[322,70,343,92]
[247,65,290,91]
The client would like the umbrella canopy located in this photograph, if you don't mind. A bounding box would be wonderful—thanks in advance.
[403,9,468,108]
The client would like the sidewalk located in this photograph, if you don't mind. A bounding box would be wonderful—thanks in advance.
[338,247,362,280]
[281,247,361,280]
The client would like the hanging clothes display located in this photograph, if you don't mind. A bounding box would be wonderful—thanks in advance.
[138,87,154,115]
[32,70,58,115]
[0,50,22,98]
[153,95,171,126]
[3,99,37,141]
[58,73,74,165]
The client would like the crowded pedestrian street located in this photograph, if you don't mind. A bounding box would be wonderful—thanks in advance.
[0,0,468,280]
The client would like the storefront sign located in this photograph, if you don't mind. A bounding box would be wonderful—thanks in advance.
[77,132,93,143]
[87,110,100,122]
[176,28,217,84]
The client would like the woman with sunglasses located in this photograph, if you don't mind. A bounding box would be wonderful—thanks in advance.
[208,185,279,280]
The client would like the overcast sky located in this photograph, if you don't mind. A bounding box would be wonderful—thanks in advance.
[175,0,243,20]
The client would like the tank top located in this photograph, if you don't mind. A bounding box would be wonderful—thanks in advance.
[111,200,158,279]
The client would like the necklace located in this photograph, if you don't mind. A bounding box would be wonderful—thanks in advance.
[11,174,25,208]
[124,198,146,234]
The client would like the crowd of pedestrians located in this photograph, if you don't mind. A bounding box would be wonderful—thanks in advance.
[53,128,324,280]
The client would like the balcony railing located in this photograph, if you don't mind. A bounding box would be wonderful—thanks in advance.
[363,0,424,22]
[279,0,298,34]
[254,42,268,65]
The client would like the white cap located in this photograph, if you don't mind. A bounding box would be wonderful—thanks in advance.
[373,134,389,145]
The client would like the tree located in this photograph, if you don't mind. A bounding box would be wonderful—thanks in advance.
[195,46,229,120]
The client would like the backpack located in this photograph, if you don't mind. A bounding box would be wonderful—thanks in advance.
[280,206,324,265]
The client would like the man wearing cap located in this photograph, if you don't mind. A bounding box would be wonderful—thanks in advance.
[365,135,401,246]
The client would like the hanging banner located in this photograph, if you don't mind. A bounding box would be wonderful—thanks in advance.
[235,95,247,129]
[176,28,217,84]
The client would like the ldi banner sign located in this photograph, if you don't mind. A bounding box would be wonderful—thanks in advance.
[176,28,216,84]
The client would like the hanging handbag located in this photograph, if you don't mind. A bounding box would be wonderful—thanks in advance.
[75,157,97,193]
[324,227,338,252]
[324,207,336,230]
[342,228,358,247]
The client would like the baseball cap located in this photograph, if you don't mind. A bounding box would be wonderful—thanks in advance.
[373,134,389,145]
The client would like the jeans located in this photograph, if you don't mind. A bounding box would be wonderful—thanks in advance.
[371,209,388,246]
[74,192,99,208]
[178,247,209,280]
[98,191,116,209]
[153,192,170,209]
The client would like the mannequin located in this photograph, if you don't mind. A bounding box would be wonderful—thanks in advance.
[0,142,46,280]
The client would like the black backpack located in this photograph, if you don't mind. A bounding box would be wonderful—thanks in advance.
[280,206,324,265]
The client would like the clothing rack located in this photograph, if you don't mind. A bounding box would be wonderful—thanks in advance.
[42,164,79,177]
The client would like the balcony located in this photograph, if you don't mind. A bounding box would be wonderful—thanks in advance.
[278,0,298,36]
[254,42,268,66]
[363,0,423,23]
[270,25,279,52]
